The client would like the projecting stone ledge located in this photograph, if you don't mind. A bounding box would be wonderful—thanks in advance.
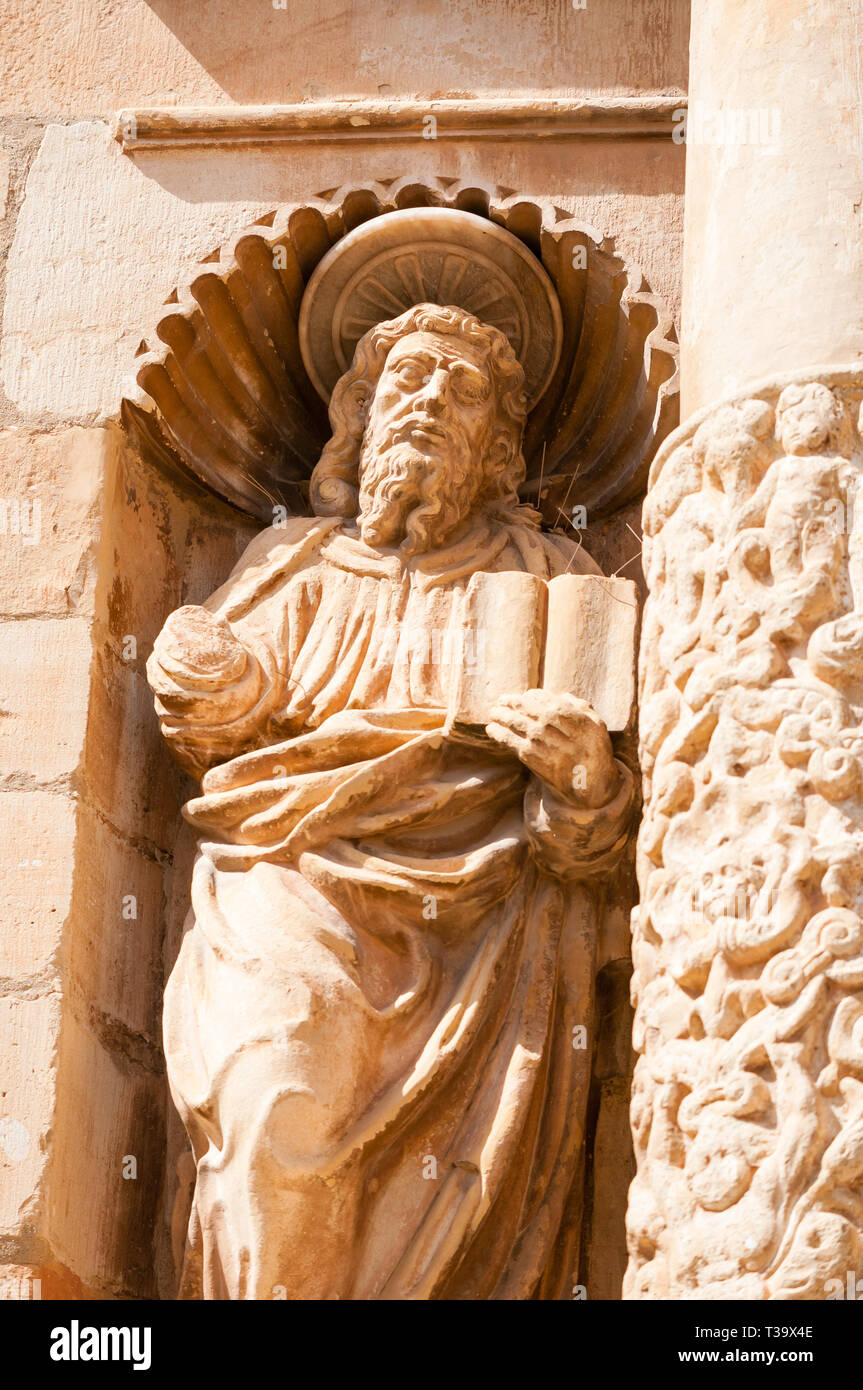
[114,96,688,150]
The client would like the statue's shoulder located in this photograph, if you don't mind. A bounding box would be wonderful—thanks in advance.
[232,513,341,577]
[207,514,342,618]
[499,508,602,578]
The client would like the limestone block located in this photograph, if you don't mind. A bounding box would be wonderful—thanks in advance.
[0,428,110,618]
[99,430,255,656]
[0,994,60,1241]
[0,619,92,782]
[99,434,183,656]
[585,1075,634,1299]
[48,1011,164,1297]
[82,643,177,852]
[0,790,75,980]
[68,803,165,1046]
[682,0,863,413]
[179,518,258,609]
[1,790,163,1049]
[583,960,635,1298]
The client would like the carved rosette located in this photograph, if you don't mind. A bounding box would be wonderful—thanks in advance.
[628,366,863,1300]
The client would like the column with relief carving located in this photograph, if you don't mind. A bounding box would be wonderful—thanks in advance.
[627,0,863,1299]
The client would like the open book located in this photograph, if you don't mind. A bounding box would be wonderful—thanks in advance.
[447,570,638,736]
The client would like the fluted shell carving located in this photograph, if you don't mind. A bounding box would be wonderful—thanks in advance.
[121,177,679,524]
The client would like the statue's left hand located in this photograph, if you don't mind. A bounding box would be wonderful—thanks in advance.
[486,689,620,806]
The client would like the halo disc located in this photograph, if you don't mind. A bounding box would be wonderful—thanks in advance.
[298,206,563,408]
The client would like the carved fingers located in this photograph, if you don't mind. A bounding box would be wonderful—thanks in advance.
[486,688,618,804]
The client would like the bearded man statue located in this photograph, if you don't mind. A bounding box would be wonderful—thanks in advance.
[147,302,636,1300]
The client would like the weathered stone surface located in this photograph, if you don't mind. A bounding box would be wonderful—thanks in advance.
[630,370,863,1299]
[0,122,273,425]
[583,959,636,1300]
[0,428,109,617]
[0,0,688,115]
[682,0,863,415]
[83,644,178,852]
[0,619,92,782]
[0,994,60,1241]
[587,1076,635,1298]
[97,432,182,653]
[0,788,163,1041]
[0,790,75,980]
[68,803,165,1046]
[48,1011,164,1297]
[0,150,9,221]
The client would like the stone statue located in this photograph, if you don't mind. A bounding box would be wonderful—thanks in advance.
[148,300,636,1299]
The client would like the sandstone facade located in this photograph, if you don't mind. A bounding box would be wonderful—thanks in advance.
[1,0,856,1305]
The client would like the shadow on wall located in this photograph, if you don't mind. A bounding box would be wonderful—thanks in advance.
[142,0,690,104]
[124,139,686,213]
[97,427,257,1298]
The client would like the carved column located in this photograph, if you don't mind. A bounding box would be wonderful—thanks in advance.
[627,0,863,1299]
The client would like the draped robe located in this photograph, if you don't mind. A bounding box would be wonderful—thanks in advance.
[149,506,635,1300]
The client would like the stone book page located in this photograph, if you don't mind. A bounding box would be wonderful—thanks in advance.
[448,570,547,730]
[448,570,637,734]
[543,574,638,732]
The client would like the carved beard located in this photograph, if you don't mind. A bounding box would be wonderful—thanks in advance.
[357,432,483,555]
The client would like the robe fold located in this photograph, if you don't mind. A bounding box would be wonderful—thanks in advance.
[151,507,634,1299]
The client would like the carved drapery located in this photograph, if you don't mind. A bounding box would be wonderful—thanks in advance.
[628,367,863,1299]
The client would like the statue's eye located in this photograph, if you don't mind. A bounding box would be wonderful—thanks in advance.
[452,370,490,403]
[395,362,424,387]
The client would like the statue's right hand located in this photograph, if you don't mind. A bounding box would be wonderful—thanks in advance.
[147,606,260,720]
[152,607,248,689]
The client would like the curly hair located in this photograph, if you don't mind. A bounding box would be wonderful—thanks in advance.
[309,303,528,518]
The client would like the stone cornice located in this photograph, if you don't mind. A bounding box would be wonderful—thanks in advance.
[114,96,687,151]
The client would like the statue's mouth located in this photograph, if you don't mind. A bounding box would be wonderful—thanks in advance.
[396,416,449,443]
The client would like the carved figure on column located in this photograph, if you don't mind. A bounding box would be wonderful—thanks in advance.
[631,369,863,1300]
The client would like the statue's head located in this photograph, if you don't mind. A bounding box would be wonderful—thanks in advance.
[775,382,844,456]
[310,303,528,554]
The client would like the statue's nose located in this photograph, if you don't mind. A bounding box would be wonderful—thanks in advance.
[417,368,449,412]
